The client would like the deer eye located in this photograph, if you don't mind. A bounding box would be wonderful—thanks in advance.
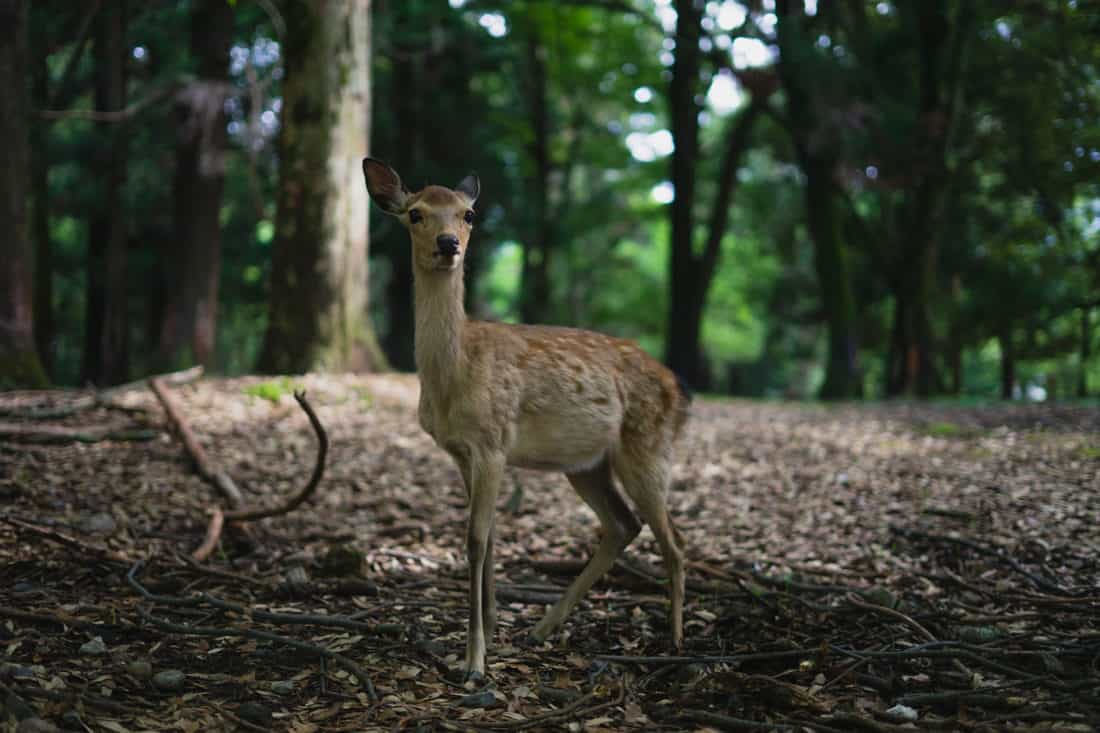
[409,208,423,224]
[464,210,474,225]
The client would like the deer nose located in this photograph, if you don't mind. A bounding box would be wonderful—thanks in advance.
[436,234,459,256]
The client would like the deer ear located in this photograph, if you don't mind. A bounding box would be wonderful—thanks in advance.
[455,173,480,204]
[363,158,410,215]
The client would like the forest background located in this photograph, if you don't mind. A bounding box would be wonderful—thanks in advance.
[2,0,1098,402]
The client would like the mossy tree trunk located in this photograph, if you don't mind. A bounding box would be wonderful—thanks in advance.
[156,0,234,371]
[0,0,48,388]
[257,0,386,374]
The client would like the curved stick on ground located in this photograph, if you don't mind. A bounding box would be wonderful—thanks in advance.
[192,391,327,560]
[149,375,244,507]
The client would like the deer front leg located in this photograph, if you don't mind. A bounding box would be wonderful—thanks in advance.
[463,450,504,680]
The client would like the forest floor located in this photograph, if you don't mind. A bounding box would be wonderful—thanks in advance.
[1,373,1098,733]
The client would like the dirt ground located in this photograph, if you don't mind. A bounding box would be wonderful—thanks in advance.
[1,374,1097,732]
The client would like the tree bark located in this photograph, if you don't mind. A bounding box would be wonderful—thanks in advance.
[776,0,862,399]
[664,0,706,389]
[30,17,52,379]
[998,325,1015,400]
[156,0,233,371]
[519,26,554,325]
[0,0,48,388]
[380,25,421,372]
[258,0,386,374]
[82,0,129,385]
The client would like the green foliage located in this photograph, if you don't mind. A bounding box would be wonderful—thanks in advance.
[12,0,1099,403]
[243,377,300,403]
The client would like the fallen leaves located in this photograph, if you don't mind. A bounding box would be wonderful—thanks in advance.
[1,375,1098,730]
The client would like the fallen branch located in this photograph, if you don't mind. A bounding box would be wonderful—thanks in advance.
[191,391,328,560]
[0,365,202,419]
[149,375,244,507]
[0,422,156,444]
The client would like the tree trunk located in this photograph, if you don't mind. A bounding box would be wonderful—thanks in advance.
[776,0,862,399]
[519,26,554,325]
[998,325,1015,400]
[379,23,420,372]
[156,0,233,371]
[258,0,386,374]
[30,20,52,379]
[664,0,706,388]
[803,157,861,399]
[82,0,129,385]
[0,0,47,388]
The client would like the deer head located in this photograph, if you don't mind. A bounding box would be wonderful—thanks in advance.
[362,158,480,273]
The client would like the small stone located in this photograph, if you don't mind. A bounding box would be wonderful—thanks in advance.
[237,702,272,726]
[152,670,185,691]
[126,661,153,680]
[270,680,295,695]
[81,512,117,535]
[79,637,107,656]
[459,690,496,708]
[885,704,918,722]
[12,582,34,594]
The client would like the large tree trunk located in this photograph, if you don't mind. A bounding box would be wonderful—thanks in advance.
[258,0,386,374]
[82,0,129,385]
[884,1,968,399]
[0,0,47,388]
[30,19,52,379]
[156,0,233,371]
[380,29,420,372]
[776,0,862,399]
[664,0,706,388]
[518,26,554,325]
[803,158,861,399]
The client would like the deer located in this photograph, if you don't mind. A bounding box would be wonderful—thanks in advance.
[362,158,691,680]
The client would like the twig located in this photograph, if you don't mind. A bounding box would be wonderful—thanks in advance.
[192,508,225,561]
[890,525,1082,597]
[149,375,244,507]
[0,514,132,563]
[126,562,377,699]
[595,649,814,666]
[223,391,327,521]
[0,605,130,632]
[191,391,328,560]
[0,422,156,444]
[678,709,798,732]
[39,80,181,121]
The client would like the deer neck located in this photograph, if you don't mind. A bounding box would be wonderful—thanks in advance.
[413,266,467,396]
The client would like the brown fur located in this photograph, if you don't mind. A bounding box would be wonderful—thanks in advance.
[362,158,690,679]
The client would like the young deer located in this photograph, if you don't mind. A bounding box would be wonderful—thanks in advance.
[363,158,691,679]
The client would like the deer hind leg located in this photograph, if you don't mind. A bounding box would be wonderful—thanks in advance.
[530,457,641,643]
[482,519,497,638]
[611,454,685,649]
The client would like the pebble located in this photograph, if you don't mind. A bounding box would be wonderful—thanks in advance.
[79,637,107,656]
[152,670,186,691]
